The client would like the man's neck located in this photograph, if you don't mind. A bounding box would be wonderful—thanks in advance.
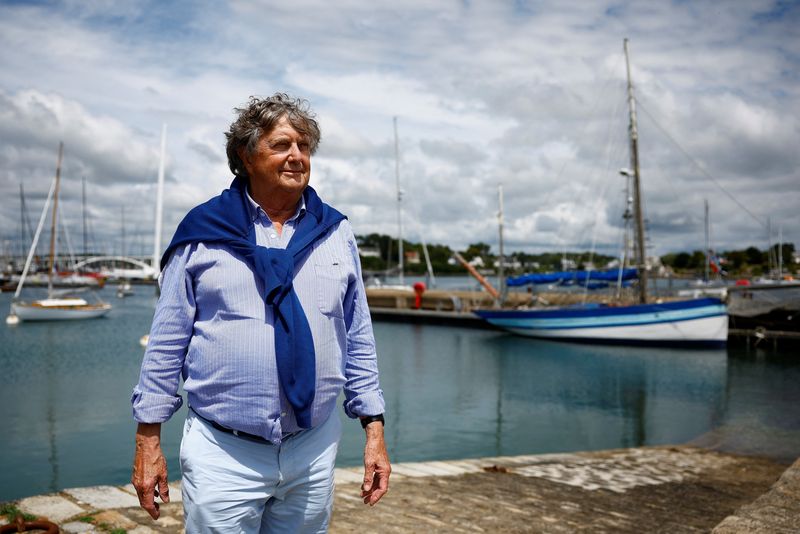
[249,187,303,226]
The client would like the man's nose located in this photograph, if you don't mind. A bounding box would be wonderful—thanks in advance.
[287,143,302,160]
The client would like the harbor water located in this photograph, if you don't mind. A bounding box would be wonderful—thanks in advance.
[1,284,798,503]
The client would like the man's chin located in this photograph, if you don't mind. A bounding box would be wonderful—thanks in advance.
[279,176,309,192]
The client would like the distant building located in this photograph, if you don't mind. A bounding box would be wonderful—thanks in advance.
[493,258,522,270]
[560,258,577,270]
[468,256,485,268]
[405,250,421,264]
[359,246,381,259]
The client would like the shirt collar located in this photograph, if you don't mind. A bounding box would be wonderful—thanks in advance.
[245,186,307,224]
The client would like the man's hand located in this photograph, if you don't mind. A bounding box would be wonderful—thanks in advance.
[131,423,170,520]
[361,419,391,506]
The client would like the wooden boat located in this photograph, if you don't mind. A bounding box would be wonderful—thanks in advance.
[474,40,728,347]
[6,143,111,324]
[12,297,111,321]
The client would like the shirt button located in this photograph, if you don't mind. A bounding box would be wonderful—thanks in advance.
[281,412,287,417]
[270,233,278,239]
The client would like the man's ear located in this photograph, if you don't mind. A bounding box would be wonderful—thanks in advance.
[237,146,250,169]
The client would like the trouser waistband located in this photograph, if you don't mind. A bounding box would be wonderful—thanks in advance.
[190,408,272,444]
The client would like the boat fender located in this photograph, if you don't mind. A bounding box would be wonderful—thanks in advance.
[412,282,426,309]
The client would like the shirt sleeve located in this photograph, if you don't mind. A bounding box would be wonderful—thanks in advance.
[130,244,196,423]
[341,225,385,418]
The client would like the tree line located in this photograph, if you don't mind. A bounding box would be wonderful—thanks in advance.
[357,233,797,278]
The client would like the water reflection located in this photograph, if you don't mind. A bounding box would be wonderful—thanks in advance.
[691,345,800,462]
[337,325,736,466]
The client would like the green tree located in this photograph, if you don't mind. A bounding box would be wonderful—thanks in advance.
[745,246,763,266]
[463,242,492,260]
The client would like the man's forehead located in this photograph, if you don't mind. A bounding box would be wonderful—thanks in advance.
[264,119,307,139]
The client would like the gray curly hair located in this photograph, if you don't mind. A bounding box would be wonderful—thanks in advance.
[225,93,321,178]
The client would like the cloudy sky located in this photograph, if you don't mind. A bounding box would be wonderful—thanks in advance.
[1,0,798,263]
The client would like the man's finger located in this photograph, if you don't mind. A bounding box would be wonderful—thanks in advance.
[362,466,375,493]
[158,477,171,503]
[143,500,160,520]
[367,472,389,505]
[137,485,160,519]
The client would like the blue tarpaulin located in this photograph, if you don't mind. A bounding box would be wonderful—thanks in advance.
[507,268,638,287]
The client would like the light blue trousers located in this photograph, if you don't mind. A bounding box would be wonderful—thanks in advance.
[180,410,342,533]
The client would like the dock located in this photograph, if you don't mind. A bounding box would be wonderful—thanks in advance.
[2,446,797,533]
[367,288,800,347]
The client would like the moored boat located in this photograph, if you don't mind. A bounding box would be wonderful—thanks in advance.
[473,40,728,347]
[475,298,727,347]
[6,143,112,324]
[12,297,111,321]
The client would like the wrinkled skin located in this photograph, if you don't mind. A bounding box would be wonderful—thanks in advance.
[361,420,391,506]
[131,423,170,520]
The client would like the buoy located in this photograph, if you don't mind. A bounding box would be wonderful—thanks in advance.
[5,314,19,325]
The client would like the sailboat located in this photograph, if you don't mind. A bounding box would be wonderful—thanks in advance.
[474,40,728,347]
[6,143,111,324]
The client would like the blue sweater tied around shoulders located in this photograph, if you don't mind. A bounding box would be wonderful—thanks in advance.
[161,177,346,428]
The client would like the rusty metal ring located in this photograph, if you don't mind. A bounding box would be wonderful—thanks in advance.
[0,516,59,533]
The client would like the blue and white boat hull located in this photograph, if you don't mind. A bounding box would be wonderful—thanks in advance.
[475,298,728,347]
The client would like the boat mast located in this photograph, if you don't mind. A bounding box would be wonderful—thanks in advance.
[152,124,167,276]
[704,199,710,282]
[624,38,648,304]
[19,184,26,260]
[497,183,506,305]
[47,142,64,297]
[393,117,404,285]
[82,176,88,257]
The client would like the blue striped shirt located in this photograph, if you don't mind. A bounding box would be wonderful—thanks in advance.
[132,190,384,443]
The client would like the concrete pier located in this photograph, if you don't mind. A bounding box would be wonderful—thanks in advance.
[2,446,797,533]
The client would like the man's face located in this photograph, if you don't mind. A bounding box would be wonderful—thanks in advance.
[241,115,311,197]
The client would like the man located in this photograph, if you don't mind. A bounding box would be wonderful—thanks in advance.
[131,93,390,533]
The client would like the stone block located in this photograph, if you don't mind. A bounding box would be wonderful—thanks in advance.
[17,494,85,522]
[121,482,182,503]
[92,510,138,530]
[334,468,363,485]
[65,486,141,509]
[61,521,97,533]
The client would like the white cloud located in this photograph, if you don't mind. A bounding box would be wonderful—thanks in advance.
[0,0,798,258]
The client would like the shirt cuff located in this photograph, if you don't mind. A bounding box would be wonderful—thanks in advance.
[131,388,184,423]
[343,389,385,419]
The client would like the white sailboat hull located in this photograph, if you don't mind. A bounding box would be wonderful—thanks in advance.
[475,298,728,347]
[503,314,727,344]
[11,301,112,321]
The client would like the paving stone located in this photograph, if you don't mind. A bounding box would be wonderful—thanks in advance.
[391,462,447,477]
[167,482,183,503]
[17,494,85,522]
[121,482,183,504]
[93,510,138,530]
[65,486,141,509]
[334,468,363,485]
[61,521,97,533]
[156,515,183,528]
